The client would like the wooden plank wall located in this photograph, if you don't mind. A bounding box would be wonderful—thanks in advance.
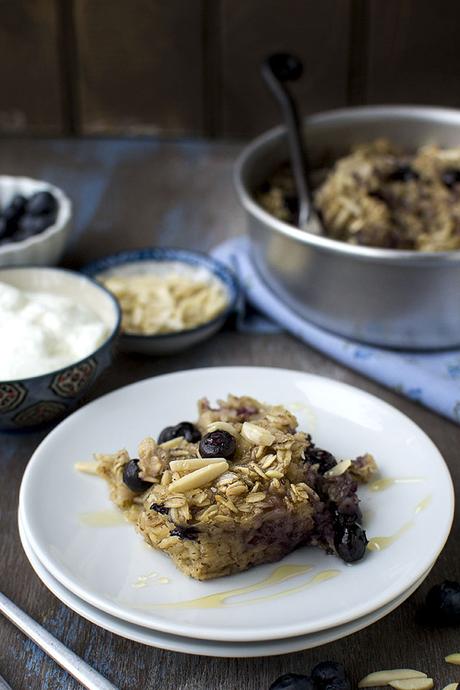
[1,0,460,139]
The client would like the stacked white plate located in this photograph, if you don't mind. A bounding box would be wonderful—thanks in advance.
[18,367,454,657]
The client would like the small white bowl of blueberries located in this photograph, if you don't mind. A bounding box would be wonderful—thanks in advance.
[0,176,72,266]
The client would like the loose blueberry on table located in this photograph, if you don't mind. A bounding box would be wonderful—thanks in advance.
[422,580,460,626]
[270,662,351,690]
[269,673,315,690]
[311,661,350,689]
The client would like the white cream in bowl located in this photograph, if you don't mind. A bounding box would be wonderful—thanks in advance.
[0,281,110,379]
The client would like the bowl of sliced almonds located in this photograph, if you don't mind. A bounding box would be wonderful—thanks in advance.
[82,247,239,355]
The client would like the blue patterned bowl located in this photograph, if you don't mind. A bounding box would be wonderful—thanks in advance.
[0,267,121,432]
[82,248,239,355]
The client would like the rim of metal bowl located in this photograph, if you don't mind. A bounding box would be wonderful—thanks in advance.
[81,247,240,341]
[234,104,460,266]
[0,265,121,386]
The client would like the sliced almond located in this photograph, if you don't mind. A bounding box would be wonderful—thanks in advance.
[241,422,275,446]
[442,684,459,690]
[324,459,352,478]
[74,461,98,475]
[168,461,228,493]
[159,437,184,449]
[169,457,226,473]
[205,421,238,436]
[359,670,428,687]
[445,653,460,665]
[389,679,433,690]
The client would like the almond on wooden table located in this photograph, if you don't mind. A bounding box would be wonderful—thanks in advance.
[358,670,428,687]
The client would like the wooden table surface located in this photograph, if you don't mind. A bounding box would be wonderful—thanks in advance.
[0,139,459,690]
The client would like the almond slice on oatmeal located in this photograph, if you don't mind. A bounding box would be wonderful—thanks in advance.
[241,422,275,446]
[159,437,185,449]
[445,653,460,665]
[324,459,352,478]
[168,461,229,492]
[441,684,459,690]
[205,421,238,436]
[169,457,227,473]
[359,670,428,687]
[74,461,98,475]
[389,679,433,690]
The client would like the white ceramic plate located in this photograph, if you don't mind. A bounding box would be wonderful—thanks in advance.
[18,513,431,658]
[19,367,454,642]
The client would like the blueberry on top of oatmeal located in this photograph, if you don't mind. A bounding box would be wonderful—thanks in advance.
[199,430,236,459]
[122,459,152,493]
[158,422,201,444]
[304,447,337,474]
[334,522,368,564]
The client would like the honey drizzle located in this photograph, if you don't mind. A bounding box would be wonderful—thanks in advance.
[79,510,127,527]
[155,564,340,609]
[367,520,415,551]
[368,477,424,492]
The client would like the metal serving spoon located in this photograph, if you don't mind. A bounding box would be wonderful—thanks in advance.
[261,52,322,235]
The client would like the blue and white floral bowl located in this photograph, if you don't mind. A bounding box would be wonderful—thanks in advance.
[0,267,121,431]
[82,247,240,356]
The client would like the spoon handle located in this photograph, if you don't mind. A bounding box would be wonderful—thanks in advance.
[261,54,317,232]
[0,592,118,690]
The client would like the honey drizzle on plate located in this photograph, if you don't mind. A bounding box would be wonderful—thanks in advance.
[155,564,339,609]
[367,520,415,551]
[367,493,432,551]
[368,477,424,492]
[79,510,127,527]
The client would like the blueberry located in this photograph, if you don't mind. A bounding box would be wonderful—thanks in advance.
[387,165,419,182]
[269,673,315,690]
[442,168,460,189]
[0,216,10,241]
[26,190,58,216]
[336,497,362,525]
[334,522,368,563]
[3,194,26,222]
[424,580,460,625]
[17,213,55,238]
[199,430,236,459]
[303,447,337,474]
[311,661,348,687]
[324,681,351,690]
[122,459,152,493]
[150,502,169,515]
[170,526,199,540]
[158,422,201,444]
[0,194,27,240]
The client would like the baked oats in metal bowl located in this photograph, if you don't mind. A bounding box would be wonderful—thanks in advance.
[235,106,460,349]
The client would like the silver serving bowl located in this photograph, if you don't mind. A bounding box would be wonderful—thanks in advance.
[235,106,460,349]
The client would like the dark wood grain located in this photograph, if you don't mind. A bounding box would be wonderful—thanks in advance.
[0,138,459,690]
[219,0,351,138]
[0,0,63,135]
[74,0,204,137]
[365,0,460,106]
